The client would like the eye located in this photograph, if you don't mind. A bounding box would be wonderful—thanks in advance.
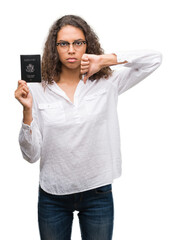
[60,42,69,47]
[74,41,82,46]
[57,42,69,47]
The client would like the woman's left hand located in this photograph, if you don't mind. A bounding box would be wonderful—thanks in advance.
[80,54,102,84]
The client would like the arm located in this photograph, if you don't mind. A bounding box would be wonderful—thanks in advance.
[110,50,162,95]
[15,80,42,163]
[18,114,42,164]
[80,53,127,83]
[80,50,162,94]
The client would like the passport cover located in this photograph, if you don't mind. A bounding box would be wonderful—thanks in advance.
[20,55,41,82]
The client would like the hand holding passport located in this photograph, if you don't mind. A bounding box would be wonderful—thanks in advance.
[20,55,41,82]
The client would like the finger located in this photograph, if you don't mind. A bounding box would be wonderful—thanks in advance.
[14,89,19,99]
[22,90,28,98]
[81,65,89,71]
[81,58,89,62]
[19,86,29,97]
[18,82,27,90]
[15,89,28,99]
[22,85,29,92]
[81,61,89,69]
[81,60,89,66]
[80,66,89,75]
[81,64,89,72]
[80,63,89,74]
[81,69,86,74]
[18,80,27,87]
[18,85,29,94]
[81,54,89,61]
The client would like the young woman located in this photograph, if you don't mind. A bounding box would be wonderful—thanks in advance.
[15,15,162,240]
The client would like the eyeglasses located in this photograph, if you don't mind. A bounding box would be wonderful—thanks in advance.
[56,40,87,51]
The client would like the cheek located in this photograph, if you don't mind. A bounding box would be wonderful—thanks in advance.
[78,48,87,59]
[57,50,64,62]
[83,46,87,54]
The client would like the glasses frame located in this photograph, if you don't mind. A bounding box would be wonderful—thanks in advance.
[56,40,87,51]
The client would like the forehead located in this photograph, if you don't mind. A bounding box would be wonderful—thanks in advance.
[57,25,85,41]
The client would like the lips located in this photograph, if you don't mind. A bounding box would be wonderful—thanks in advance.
[67,58,77,63]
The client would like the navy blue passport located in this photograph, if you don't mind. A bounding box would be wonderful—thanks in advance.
[20,55,41,82]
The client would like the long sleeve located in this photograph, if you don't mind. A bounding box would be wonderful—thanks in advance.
[110,50,162,95]
[18,93,42,164]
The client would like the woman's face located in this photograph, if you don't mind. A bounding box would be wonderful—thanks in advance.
[56,25,87,71]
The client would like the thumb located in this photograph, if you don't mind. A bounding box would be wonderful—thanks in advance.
[83,73,89,84]
[82,53,89,61]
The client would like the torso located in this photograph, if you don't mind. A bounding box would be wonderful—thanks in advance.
[57,82,79,104]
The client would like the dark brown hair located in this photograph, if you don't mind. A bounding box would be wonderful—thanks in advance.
[42,15,113,84]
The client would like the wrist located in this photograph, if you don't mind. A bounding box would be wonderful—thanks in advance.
[23,106,32,112]
[23,107,32,125]
[100,53,118,68]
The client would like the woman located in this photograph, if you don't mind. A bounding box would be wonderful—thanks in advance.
[15,15,162,240]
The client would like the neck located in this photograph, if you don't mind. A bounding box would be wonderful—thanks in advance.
[56,66,82,85]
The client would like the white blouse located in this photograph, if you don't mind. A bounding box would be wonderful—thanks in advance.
[19,50,162,195]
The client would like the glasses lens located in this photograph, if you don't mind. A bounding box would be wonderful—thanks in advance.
[57,41,86,51]
[73,41,83,49]
[60,42,69,49]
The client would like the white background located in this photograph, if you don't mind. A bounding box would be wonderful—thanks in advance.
[0,0,176,239]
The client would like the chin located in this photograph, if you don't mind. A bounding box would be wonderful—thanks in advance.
[65,64,80,71]
[66,62,80,69]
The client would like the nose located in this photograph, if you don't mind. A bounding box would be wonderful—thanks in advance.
[68,43,75,53]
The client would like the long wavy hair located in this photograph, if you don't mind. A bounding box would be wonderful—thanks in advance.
[42,15,113,84]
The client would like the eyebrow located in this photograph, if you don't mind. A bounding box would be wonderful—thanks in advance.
[57,38,85,42]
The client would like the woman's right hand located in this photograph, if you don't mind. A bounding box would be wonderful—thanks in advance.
[15,80,33,110]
